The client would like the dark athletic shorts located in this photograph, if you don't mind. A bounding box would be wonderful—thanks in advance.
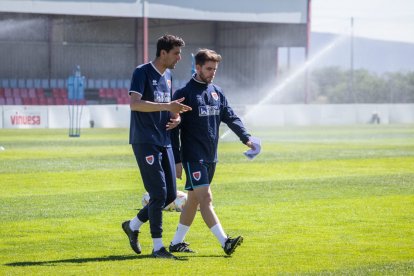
[183,161,216,191]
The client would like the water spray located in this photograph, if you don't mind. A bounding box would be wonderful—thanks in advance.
[0,18,43,37]
[220,34,349,139]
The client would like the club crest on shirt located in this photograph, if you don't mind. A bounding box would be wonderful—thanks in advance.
[211,91,219,101]
[192,171,201,181]
[152,80,157,86]
[167,79,171,89]
[145,155,154,165]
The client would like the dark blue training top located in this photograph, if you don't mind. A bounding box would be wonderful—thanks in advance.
[129,62,172,147]
[172,76,250,163]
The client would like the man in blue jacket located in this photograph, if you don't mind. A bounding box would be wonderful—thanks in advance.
[122,34,192,259]
[169,48,255,255]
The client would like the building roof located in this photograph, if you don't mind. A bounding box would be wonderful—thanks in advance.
[0,0,308,24]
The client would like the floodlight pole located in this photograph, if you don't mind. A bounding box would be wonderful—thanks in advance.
[304,0,311,104]
[349,17,354,103]
[142,0,149,63]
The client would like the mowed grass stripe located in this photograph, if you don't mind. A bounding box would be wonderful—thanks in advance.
[216,156,414,182]
[2,194,412,274]
[0,169,139,197]
[1,156,412,196]
[2,173,412,221]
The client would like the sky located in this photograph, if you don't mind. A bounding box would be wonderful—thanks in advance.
[311,0,414,44]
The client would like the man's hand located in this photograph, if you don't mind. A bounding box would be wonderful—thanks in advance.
[175,162,183,179]
[246,140,256,150]
[166,115,181,130]
[168,97,192,114]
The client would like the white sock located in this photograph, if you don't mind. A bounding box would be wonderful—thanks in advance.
[171,223,191,245]
[129,217,144,231]
[210,223,227,247]
[153,238,164,251]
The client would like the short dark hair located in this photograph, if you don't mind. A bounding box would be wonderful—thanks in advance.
[156,34,185,57]
[194,49,222,66]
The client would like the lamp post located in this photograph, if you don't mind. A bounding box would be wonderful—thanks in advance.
[349,17,354,103]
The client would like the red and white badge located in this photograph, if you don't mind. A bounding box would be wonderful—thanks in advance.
[192,171,201,181]
[145,155,154,165]
[211,92,219,101]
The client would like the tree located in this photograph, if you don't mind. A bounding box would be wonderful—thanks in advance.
[310,67,414,103]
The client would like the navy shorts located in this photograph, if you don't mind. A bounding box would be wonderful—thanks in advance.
[183,161,216,191]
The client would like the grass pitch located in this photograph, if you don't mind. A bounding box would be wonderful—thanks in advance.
[0,125,413,275]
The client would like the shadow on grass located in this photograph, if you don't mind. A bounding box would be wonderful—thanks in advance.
[186,254,232,259]
[5,254,189,267]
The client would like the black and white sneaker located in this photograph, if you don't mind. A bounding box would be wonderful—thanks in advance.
[152,247,177,259]
[169,242,195,253]
[223,236,243,255]
[121,220,141,254]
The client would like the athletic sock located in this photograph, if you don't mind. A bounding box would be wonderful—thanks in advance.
[129,216,144,231]
[153,238,164,252]
[210,223,227,247]
[171,223,191,245]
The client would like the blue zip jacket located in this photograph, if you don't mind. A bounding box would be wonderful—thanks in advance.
[172,76,250,163]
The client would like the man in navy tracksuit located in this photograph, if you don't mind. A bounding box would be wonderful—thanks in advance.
[121,34,191,259]
[169,49,255,255]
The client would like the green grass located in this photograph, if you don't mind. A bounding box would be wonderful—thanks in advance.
[1,125,413,275]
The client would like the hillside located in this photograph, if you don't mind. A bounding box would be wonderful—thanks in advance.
[309,32,414,73]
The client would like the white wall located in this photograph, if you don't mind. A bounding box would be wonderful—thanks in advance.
[49,105,91,128]
[0,104,413,129]
[47,105,128,128]
[0,106,3,128]
[389,104,414,124]
[243,104,412,126]
[88,105,130,128]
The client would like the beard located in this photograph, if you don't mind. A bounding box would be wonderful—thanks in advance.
[198,71,214,84]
